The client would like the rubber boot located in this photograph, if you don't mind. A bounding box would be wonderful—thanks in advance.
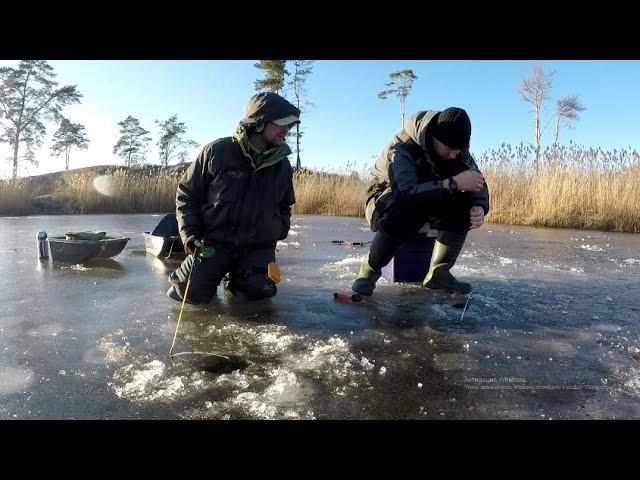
[166,253,208,305]
[423,230,472,294]
[352,231,401,296]
[166,285,202,305]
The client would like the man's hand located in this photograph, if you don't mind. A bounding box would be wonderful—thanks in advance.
[453,171,485,192]
[185,239,204,255]
[469,206,485,230]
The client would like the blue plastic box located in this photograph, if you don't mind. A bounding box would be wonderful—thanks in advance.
[381,233,436,283]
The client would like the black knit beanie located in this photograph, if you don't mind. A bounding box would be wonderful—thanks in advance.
[432,107,471,149]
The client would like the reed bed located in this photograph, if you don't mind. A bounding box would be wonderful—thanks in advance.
[2,144,639,233]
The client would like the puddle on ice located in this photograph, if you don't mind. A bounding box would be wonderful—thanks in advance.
[0,366,34,395]
[27,323,64,337]
[82,347,109,365]
[433,352,476,372]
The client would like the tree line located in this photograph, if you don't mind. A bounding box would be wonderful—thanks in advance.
[112,114,198,169]
[373,64,587,172]
[0,61,198,178]
[1,60,587,179]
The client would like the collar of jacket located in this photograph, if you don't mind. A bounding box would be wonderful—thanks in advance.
[234,128,291,172]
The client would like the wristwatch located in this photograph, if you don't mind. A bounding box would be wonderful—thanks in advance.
[447,177,459,193]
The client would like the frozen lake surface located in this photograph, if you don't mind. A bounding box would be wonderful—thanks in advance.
[1,214,639,419]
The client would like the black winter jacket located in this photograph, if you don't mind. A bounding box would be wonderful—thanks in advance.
[176,133,295,249]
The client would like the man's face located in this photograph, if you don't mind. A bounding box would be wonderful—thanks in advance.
[261,122,294,148]
[433,137,461,160]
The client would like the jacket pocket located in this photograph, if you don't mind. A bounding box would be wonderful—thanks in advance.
[209,168,246,206]
[254,208,284,243]
[203,200,234,235]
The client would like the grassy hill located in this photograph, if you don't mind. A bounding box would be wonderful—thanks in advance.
[1,165,189,216]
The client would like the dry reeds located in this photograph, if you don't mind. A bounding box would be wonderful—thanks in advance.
[292,168,365,217]
[0,178,36,215]
[2,144,639,233]
[479,143,640,232]
[50,168,181,214]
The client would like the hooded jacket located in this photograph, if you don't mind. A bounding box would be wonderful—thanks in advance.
[365,110,490,229]
[175,93,299,249]
[176,134,295,248]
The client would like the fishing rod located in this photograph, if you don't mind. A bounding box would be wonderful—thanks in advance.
[168,245,235,361]
[460,294,471,322]
[168,246,198,357]
[331,240,372,246]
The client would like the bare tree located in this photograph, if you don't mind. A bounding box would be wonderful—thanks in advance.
[378,69,418,128]
[553,95,587,146]
[518,64,555,171]
[285,60,314,169]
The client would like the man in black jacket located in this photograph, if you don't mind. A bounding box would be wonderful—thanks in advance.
[167,92,299,304]
[352,107,489,297]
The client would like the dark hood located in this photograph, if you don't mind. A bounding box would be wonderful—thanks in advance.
[238,92,301,131]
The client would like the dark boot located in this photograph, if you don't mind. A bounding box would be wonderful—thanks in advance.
[166,247,231,305]
[423,230,472,294]
[166,285,202,305]
[352,231,401,296]
[226,272,276,301]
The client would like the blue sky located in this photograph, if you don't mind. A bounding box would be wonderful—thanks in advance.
[1,60,639,178]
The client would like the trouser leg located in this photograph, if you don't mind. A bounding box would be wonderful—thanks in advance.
[351,231,403,296]
[167,247,233,304]
[365,190,474,294]
[226,247,277,301]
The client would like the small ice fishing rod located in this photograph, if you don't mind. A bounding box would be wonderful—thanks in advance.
[168,247,199,357]
[331,240,372,246]
[168,245,215,357]
[460,294,471,322]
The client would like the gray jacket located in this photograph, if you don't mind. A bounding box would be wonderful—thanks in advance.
[365,110,490,228]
